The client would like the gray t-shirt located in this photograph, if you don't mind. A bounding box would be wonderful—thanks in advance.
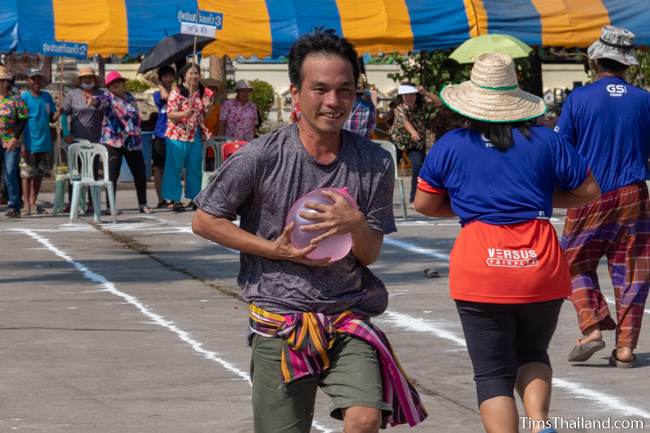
[194,124,397,316]
[62,88,105,142]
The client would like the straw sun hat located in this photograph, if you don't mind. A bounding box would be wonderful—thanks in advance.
[439,52,545,123]
[73,65,100,86]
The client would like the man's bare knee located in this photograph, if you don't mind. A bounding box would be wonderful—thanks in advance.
[342,406,381,433]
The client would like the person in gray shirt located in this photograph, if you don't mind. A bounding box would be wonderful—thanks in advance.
[193,30,425,433]
[60,66,105,212]
[61,66,104,144]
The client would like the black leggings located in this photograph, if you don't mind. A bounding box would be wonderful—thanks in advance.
[455,299,563,406]
[106,146,147,206]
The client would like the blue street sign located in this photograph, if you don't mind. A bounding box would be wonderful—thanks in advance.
[177,9,223,30]
[41,41,89,59]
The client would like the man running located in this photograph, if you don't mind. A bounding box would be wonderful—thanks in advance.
[192,29,426,433]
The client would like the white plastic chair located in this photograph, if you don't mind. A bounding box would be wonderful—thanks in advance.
[201,137,228,188]
[67,142,117,223]
[53,139,89,216]
[373,140,408,219]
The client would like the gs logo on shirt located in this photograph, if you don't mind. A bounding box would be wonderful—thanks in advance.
[606,84,627,97]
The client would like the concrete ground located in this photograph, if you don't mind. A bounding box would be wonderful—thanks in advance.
[1,182,649,433]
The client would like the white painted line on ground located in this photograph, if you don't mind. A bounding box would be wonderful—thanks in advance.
[139,215,172,224]
[396,219,458,227]
[0,225,94,233]
[20,229,249,381]
[551,378,650,419]
[18,229,335,433]
[381,310,466,347]
[59,223,90,228]
[383,237,450,261]
[98,222,165,231]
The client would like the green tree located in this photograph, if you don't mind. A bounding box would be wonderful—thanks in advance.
[365,53,401,64]
[388,50,471,129]
[124,79,150,94]
[250,79,275,122]
[389,50,472,91]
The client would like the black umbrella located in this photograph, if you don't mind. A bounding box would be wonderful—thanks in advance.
[138,33,215,74]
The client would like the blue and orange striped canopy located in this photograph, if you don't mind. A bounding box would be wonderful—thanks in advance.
[1,0,649,58]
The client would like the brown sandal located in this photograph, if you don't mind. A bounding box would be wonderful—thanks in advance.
[608,350,637,368]
[567,340,605,362]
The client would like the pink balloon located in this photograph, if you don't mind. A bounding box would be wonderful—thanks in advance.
[286,187,358,262]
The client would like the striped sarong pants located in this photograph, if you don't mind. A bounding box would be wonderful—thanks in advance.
[561,182,650,349]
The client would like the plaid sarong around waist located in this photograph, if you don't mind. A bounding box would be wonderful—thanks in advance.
[563,182,648,233]
[562,182,649,250]
[248,304,428,427]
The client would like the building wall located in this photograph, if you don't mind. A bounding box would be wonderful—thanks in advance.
[542,63,590,92]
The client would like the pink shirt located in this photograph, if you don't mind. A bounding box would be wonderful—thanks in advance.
[220,99,257,141]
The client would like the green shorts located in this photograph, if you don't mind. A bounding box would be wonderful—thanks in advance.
[250,333,391,433]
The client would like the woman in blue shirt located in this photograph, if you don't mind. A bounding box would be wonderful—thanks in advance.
[415,53,600,433]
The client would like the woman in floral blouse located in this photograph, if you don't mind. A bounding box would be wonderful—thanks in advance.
[0,65,28,218]
[99,71,151,213]
[163,63,213,212]
[389,82,440,204]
